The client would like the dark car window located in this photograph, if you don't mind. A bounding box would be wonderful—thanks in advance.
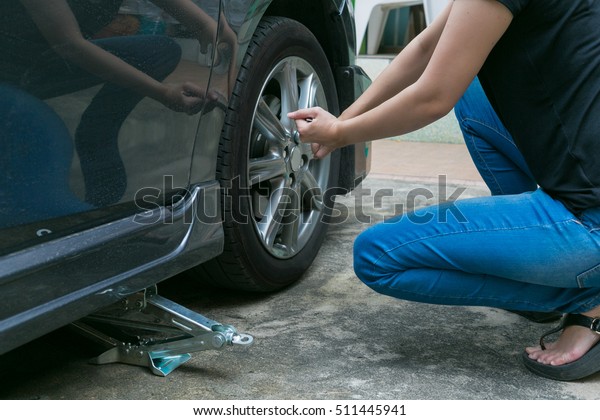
[0,0,220,252]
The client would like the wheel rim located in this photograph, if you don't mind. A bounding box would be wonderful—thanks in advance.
[246,56,331,259]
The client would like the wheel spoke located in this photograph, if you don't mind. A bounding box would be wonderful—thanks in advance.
[278,61,300,131]
[279,183,301,254]
[255,98,287,145]
[298,73,320,110]
[248,154,286,185]
[256,178,292,248]
[301,171,324,212]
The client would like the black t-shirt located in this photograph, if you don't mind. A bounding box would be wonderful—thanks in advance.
[479,0,600,213]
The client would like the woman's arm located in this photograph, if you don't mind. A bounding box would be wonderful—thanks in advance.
[290,0,513,156]
[19,0,205,114]
[340,1,452,121]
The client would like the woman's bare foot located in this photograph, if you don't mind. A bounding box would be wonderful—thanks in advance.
[525,307,600,366]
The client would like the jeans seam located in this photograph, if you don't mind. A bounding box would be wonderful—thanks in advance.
[461,117,517,147]
[460,116,517,195]
[463,130,504,195]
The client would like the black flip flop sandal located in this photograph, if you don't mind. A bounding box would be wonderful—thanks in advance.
[521,313,600,381]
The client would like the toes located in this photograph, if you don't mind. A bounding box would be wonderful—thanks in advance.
[525,347,546,362]
[549,354,569,366]
[524,344,563,365]
[526,348,575,366]
[536,352,556,365]
[525,341,556,354]
[546,350,577,366]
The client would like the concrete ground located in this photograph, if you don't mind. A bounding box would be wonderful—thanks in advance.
[2,57,599,401]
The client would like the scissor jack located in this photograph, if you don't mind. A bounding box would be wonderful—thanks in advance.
[71,286,253,376]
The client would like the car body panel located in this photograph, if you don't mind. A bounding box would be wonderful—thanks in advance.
[0,182,223,355]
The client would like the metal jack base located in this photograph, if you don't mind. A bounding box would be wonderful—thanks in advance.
[72,286,253,376]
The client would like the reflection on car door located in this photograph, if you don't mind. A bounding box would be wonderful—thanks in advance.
[0,0,219,251]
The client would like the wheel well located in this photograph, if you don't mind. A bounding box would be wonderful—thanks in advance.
[263,0,353,81]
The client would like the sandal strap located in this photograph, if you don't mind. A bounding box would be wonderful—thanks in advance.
[563,313,600,333]
[539,314,600,350]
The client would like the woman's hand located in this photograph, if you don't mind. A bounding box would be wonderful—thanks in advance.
[160,81,207,115]
[288,107,342,159]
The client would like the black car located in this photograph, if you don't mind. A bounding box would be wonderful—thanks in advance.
[0,0,370,374]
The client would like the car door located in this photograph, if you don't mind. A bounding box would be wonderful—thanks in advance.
[2,0,222,227]
[0,0,224,354]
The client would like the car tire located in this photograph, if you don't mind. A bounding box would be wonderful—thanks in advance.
[196,16,341,292]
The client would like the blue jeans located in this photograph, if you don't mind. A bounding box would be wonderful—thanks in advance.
[353,78,600,314]
[454,77,537,196]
